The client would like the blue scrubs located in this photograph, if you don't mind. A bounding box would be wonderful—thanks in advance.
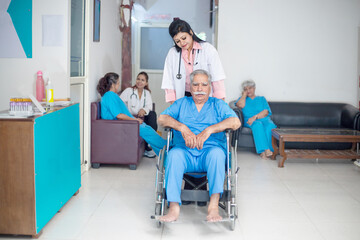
[161,97,237,204]
[101,91,166,155]
[235,96,277,154]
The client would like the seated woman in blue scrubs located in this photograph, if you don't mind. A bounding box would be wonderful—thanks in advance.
[96,72,166,157]
[235,80,277,159]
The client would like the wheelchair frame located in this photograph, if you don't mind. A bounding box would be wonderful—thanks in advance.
[153,129,239,230]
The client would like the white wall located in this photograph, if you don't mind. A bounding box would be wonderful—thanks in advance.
[218,0,360,106]
[88,0,122,103]
[358,27,360,105]
[133,0,214,43]
[0,0,70,111]
[0,0,122,110]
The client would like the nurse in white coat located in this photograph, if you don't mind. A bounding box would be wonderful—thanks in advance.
[120,72,158,157]
[161,18,226,104]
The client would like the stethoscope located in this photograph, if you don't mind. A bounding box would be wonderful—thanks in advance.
[130,88,146,108]
[176,49,200,80]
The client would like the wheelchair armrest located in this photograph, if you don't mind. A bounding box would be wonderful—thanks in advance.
[231,108,244,131]
[229,106,243,147]
[163,127,172,132]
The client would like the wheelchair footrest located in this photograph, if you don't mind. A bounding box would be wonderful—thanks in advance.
[180,190,231,202]
[204,216,235,223]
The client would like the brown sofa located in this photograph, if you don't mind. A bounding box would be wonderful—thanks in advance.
[91,102,145,170]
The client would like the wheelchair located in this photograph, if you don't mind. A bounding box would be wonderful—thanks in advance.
[152,128,239,230]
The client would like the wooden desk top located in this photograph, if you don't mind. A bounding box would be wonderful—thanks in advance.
[272,128,360,143]
[0,104,77,122]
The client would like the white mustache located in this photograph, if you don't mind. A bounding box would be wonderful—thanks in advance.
[193,91,207,95]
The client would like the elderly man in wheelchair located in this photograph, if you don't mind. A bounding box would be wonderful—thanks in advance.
[157,69,241,223]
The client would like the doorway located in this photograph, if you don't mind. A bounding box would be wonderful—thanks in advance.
[70,0,89,173]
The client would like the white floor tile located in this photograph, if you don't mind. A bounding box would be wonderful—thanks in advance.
[315,221,360,240]
[241,220,324,240]
[3,151,360,240]
[300,201,360,223]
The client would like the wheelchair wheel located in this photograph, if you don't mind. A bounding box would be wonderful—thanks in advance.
[154,146,166,228]
[230,147,237,189]
[230,204,236,231]
[229,146,238,231]
[155,203,162,228]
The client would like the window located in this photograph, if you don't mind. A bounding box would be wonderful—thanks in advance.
[70,0,85,77]
[137,23,173,72]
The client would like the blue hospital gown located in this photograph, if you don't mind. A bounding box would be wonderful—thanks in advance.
[162,96,237,155]
[100,91,165,155]
[160,96,237,203]
[235,96,277,153]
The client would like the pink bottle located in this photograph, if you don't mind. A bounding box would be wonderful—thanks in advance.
[36,71,45,101]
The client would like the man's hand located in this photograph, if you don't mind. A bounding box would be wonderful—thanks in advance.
[181,126,197,149]
[196,127,212,150]
[137,109,146,117]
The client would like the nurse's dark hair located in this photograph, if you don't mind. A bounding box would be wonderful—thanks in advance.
[169,18,204,52]
[97,72,119,96]
[190,69,212,84]
[131,71,151,93]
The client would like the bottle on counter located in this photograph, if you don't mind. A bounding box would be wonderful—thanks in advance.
[36,71,45,102]
[46,79,54,106]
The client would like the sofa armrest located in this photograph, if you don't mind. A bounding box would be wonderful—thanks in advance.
[341,104,360,130]
[91,119,141,146]
[92,119,140,132]
[91,118,144,165]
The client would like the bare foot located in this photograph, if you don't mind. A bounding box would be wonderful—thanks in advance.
[207,206,222,222]
[260,152,269,160]
[265,149,273,157]
[159,202,180,222]
[207,194,222,222]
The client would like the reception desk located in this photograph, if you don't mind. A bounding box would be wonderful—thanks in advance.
[0,104,81,237]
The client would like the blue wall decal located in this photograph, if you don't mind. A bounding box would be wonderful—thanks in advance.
[7,0,32,58]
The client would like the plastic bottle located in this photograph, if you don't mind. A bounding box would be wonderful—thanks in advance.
[36,71,45,102]
[46,79,54,106]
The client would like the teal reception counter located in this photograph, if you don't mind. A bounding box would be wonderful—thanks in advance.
[0,104,81,237]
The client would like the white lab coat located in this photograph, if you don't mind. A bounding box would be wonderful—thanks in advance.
[161,42,226,100]
[120,87,153,116]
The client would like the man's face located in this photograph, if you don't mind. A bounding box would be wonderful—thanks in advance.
[190,73,211,103]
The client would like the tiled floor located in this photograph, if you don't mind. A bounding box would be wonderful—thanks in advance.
[2,152,360,240]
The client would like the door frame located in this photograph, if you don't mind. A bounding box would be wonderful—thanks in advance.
[70,0,90,173]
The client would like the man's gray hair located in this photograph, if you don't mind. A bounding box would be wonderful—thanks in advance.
[241,80,256,90]
[190,69,212,84]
